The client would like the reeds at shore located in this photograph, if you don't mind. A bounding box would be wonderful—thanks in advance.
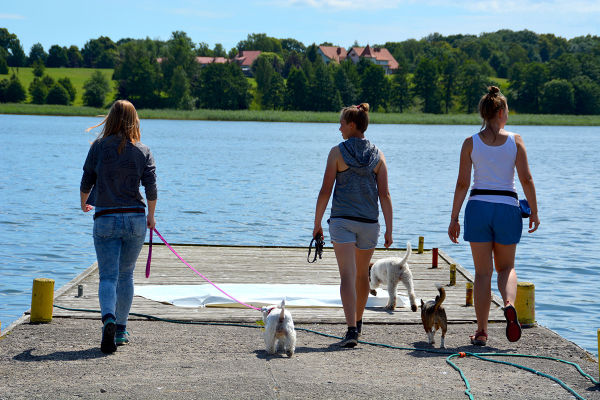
[2,103,599,126]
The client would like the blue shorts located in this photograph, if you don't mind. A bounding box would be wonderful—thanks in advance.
[464,200,522,245]
[328,218,380,250]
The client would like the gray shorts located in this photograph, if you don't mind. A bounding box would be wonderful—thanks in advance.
[328,218,380,250]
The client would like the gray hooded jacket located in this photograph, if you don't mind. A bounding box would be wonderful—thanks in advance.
[330,137,381,222]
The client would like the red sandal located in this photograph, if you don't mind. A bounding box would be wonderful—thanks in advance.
[503,304,522,342]
[470,330,488,346]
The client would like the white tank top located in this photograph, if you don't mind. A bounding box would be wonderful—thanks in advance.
[469,132,519,207]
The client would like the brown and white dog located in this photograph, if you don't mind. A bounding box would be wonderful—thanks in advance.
[420,285,447,348]
[369,242,418,312]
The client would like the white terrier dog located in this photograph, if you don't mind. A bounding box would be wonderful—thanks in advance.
[261,299,296,357]
[369,242,418,312]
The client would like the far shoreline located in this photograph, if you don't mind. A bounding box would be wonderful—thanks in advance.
[1,103,600,126]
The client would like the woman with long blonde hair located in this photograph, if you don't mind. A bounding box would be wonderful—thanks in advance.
[80,100,157,353]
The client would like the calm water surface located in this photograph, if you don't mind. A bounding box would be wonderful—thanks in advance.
[0,115,598,356]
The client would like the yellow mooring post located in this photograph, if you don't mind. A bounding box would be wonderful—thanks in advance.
[30,278,54,323]
[515,281,535,327]
[449,263,456,286]
[418,236,424,254]
[465,282,473,306]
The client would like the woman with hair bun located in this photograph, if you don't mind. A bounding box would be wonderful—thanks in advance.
[313,103,393,347]
[80,100,157,354]
[448,87,539,346]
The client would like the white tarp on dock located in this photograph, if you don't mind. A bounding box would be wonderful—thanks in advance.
[134,284,409,308]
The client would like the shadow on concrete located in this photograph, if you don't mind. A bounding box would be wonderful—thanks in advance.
[13,347,107,362]
[253,342,359,359]
[584,384,600,393]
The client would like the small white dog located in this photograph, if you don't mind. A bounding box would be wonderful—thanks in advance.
[261,299,296,357]
[369,242,418,312]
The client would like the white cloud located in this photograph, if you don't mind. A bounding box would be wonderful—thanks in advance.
[277,0,600,13]
[446,0,600,13]
[169,8,228,18]
[278,0,411,10]
[0,14,25,20]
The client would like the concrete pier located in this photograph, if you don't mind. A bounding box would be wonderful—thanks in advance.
[1,245,598,399]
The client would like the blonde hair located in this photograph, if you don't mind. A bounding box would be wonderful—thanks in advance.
[478,86,507,130]
[86,100,141,153]
[340,103,370,133]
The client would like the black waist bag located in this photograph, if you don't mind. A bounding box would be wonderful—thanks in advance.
[470,189,530,218]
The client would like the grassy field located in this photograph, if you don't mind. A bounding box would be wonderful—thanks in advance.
[1,67,118,106]
[1,103,599,125]
[494,77,509,88]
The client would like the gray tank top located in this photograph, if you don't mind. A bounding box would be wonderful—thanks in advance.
[330,137,381,222]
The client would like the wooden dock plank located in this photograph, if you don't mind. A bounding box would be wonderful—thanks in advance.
[53,245,504,324]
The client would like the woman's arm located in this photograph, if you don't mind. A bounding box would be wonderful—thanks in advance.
[80,191,93,212]
[448,138,473,243]
[141,151,157,204]
[313,147,338,239]
[146,199,156,229]
[141,149,158,229]
[515,134,540,233]
[80,142,97,212]
[376,152,393,248]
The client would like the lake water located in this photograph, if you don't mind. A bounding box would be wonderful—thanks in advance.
[0,115,598,356]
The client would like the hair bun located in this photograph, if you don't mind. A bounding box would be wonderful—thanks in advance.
[358,103,370,112]
[488,86,500,96]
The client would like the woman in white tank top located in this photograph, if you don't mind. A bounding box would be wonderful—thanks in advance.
[448,86,540,347]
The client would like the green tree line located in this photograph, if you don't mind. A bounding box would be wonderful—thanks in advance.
[1,28,599,114]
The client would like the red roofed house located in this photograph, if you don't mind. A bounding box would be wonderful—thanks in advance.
[232,50,262,76]
[347,45,399,74]
[317,46,347,64]
[195,56,229,67]
[157,56,229,68]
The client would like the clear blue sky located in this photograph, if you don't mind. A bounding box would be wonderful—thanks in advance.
[2,0,599,53]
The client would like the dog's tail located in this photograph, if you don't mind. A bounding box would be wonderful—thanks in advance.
[400,241,411,264]
[433,284,446,312]
[279,299,286,323]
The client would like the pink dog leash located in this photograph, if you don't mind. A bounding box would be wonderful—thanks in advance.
[145,228,262,311]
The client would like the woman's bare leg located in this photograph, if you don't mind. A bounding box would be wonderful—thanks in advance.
[493,242,518,307]
[470,241,494,334]
[355,247,376,323]
[333,242,357,327]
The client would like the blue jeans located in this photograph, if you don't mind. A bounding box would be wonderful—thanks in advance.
[93,212,147,326]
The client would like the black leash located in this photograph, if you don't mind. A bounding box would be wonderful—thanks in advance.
[307,234,325,263]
